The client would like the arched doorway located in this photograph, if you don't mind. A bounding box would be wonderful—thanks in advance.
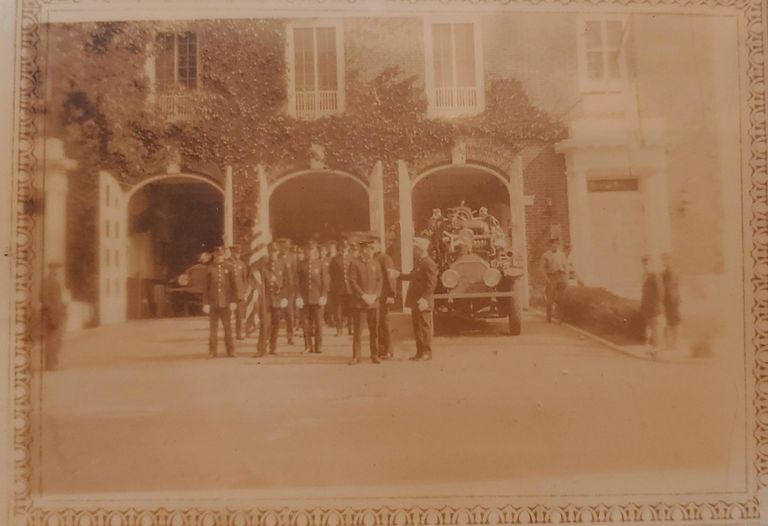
[269,171,371,243]
[126,178,224,319]
[98,172,225,324]
[399,161,528,308]
[412,165,512,235]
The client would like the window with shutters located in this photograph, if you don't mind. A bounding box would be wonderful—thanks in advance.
[154,31,200,120]
[287,20,345,119]
[577,16,629,93]
[424,18,485,118]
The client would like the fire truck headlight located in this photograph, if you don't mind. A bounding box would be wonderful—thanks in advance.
[483,268,502,288]
[441,269,460,289]
[177,273,190,287]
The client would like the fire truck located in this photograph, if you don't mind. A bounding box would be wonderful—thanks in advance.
[423,203,524,335]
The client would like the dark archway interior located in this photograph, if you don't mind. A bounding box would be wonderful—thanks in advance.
[128,181,223,279]
[412,167,510,233]
[270,173,370,243]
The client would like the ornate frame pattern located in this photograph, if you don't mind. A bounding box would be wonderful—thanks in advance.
[9,0,767,524]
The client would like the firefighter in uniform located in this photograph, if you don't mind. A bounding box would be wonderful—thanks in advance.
[373,235,396,360]
[319,242,334,327]
[329,239,354,336]
[229,245,248,340]
[348,237,383,365]
[258,242,290,355]
[297,240,329,354]
[202,246,240,358]
[398,237,438,361]
[277,239,298,345]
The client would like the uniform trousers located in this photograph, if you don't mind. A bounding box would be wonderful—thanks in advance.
[324,295,335,326]
[302,305,323,353]
[545,272,568,322]
[411,308,433,357]
[234,299,245,339]
[269,307,290,352]
[209,307,234,356]
[285,295,296,342]
[256,306,271,355]
[377,300,393,357]
[334,293,353,334]
[352,306,379,359]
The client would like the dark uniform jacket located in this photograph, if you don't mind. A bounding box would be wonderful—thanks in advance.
[329,253,354,295]
[282,253,298,299]
[230,258,248,301]
[297,258,329,305]
[403,256,439,310]
[375,251,397,301]
[261,258,290,308]
[203,260,240,308]
[349,257,383,310]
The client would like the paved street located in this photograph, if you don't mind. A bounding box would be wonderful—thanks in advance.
[39,313,747,500]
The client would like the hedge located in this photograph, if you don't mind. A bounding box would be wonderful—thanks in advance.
[558,286,645,345]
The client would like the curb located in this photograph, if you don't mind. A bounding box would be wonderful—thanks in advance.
[529,309,704,364]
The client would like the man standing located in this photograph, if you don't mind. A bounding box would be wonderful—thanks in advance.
[202,246,240,358]
[297,240,329,354]
[329,239,354,336]
[277,239,298,345]
[541,238,568,323]
[41,262,67,371]
[661,252,681,351]
[641,255,666,356]
[373,236,397,360]
[398,237,438,361]
[321,242,334,327]
[258,242,290,356]
[348,238,383,365]
[229,245,248,340]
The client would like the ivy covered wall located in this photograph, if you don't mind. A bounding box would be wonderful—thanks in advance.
[44,18,567,302]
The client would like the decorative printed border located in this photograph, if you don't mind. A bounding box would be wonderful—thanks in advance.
[9,0,767,524]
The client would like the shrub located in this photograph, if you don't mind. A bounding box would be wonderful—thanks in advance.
[559,286,645,345]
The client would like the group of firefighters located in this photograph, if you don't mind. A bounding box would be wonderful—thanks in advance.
[200,234,438,365]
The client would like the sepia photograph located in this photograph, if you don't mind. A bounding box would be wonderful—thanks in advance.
[2,0,767,524]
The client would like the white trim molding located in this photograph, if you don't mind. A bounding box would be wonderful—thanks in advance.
[285,18,346,119]
[423,14,485,119]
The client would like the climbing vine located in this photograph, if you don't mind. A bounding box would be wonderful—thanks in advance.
[45,19,565,298]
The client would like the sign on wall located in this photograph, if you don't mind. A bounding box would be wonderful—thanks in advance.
[587,178,639,192]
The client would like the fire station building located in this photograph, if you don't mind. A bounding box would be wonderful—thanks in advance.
[37,7,741,329]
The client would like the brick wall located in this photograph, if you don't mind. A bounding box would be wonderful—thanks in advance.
[523,143,570,291]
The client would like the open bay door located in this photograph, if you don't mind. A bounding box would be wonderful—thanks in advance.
[98,170,128,324]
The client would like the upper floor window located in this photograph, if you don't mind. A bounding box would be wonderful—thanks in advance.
[424,18,485,118]
[287,20,345,119]
[577,16,628,93]
[155,32,199,92]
